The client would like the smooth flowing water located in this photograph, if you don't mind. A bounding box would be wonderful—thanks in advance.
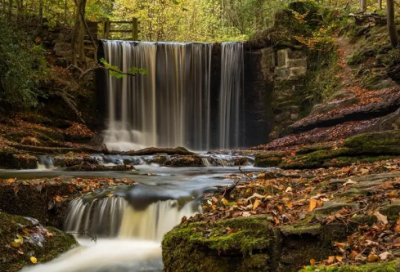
[6,159,266,272]
[102,41,244,151]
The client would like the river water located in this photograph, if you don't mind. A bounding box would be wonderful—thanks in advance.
[2,155,265,272]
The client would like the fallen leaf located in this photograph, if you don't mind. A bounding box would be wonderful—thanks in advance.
[253,199,261,210]
[334,242,346,248]
[30,256,37,264]
[308,199,317,212]
[367,254,379,263]
[379,251,390,260]
[242,212,251,217]
[374,211,388,225]
[285,202,293,209]
[310,259,316,266]
[348,250,359,259]
[327,256,335,264]
[344,179,358,186]
[8,178,15,184]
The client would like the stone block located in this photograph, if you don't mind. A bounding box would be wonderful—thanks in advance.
[275,67,290,80]
[288,66,307,79]
[261,47,275,69]
[286,58,307,68]
[277,49,289,67]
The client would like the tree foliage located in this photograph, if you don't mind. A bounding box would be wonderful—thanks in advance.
[0,15,48,109]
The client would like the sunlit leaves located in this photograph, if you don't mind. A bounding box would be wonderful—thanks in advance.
[100,58,147,78]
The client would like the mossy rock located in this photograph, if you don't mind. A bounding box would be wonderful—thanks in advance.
[297,142,336,155]
[0,212,77,272]
[280,149,351,169]
[343,131,400,155]
[279,136,400,169]
[164,155,204,167]
[299,260,400,271]
[254,152,286,167]
[162,216,271,272]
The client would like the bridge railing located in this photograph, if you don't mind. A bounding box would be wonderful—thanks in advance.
[102,18,139,40]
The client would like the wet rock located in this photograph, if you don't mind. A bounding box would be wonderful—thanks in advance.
[125,146,193,156]
[0,212,77,272]
[65,164,134,171]
[164,155,204,167]
[54,154,98,167]
[0,152,38,170]
[234,157,250,166]
[147,154,169,165]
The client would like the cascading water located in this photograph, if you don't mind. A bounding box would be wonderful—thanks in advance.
[102,41,244,151]
[64,196,198,241]
[102,41,213,151]
[219,42,244,149]
[22,195,199,272]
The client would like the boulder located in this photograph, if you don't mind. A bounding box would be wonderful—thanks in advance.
[0,212,77,272]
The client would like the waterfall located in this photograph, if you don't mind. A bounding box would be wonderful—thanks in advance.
[102,40,244,151]
[102,41,213,151]
[219,42,244,149]
[64,196,198,241]
[103,41,157,151]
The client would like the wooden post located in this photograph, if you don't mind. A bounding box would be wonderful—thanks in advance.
[103,18,110,39]
[132,17,138,40]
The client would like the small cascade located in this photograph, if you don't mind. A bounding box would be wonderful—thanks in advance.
[65,197,127,237]
[119,200,197,241]
[64,196,198,241]
[219,42,244,149]
[37,156,55,169]
[201,158,211,166]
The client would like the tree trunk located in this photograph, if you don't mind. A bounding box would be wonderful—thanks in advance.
[64,0,68,26]
[8,0,12,19]
[71,7,80,66]
[378,0,382,10]
[78,20,86,68]
[387,0,398,47]
[38,0,43,24]
[360,0,367,12]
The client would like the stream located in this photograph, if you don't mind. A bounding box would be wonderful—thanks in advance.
[1,154,265,272]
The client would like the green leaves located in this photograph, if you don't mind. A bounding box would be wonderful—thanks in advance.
[100,58,147,79]
[0,17,48,109]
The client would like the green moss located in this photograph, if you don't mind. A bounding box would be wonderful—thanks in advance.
[255,153,286,167]
[280,148,351,169]
[0,212,77,272]
[162,216,271,272]
[297,143,336,155]
[344,131,400,155]
[279,132,400,169]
